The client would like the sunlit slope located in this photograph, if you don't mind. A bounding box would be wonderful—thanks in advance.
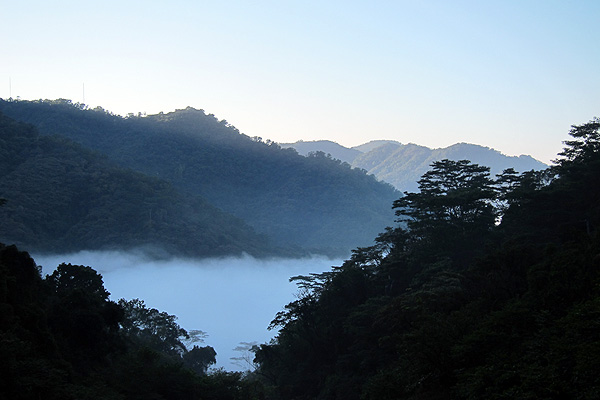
[0,100,399,256]
[279,139,362,164]
[0,112,274,257]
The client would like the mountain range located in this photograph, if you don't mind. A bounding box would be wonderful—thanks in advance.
[0,99,399,257]
[0,112,270,257]
[280,140,547,192]
[0,99,548,258]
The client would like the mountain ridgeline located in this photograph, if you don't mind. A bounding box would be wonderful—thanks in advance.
[1,105,599,398]
[0,99,398,257]
[0,113,268,257]
[281,139,547,192]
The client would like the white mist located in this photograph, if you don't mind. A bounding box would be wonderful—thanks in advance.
[35,251,341,370]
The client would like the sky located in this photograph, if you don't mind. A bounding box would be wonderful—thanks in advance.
[2,0,599,163]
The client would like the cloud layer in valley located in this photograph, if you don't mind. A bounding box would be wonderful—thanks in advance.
[34,250,341,370]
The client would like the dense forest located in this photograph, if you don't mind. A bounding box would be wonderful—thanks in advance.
[252,117,600,399]
[0,112,273,257]
[0,244,265,400]
[0,99,399,256]
[1,116,599,399]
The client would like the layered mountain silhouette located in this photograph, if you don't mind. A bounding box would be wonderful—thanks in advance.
[0,99,399,257]
[280,139,547,192]
[0,112,272,257]
[1,98,547,258]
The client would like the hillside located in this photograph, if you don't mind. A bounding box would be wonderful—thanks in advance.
[0,112,272,257]
[2,111,599,399]
[254,117,600,399]
[281,140,547,192]
[279,139,362,164]
[0,99,399,256]
[352,139,402,153]
[355,141,547,192]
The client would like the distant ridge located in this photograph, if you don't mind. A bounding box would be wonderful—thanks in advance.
[0,99,399,257]
[281,139,547,192]
[352,140,402,153]
[278,140,361,164]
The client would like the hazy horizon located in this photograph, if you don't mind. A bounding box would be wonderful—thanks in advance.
[3,1,599,164]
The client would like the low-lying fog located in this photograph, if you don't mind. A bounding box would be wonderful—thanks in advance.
[34,251,342,371]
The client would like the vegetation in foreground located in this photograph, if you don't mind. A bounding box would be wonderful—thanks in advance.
[253,117,600,399]
[1,117,599,399]
[0,243,267,399]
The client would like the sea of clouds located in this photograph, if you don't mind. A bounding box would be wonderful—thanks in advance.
[34,250,342,370]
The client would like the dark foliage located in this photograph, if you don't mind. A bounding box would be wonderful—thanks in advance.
[3,101,600,399]
[254,118,600,399]
[0,245,262,400]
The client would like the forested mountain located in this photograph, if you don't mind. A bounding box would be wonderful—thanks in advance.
[354,141,547,192]
[278,139,362,164]
[0,99,399,256]
[282,139,547,192]
[2,111,599,398]
[0,112,271,257]
[352,139,403,154]
[253,118,600,399]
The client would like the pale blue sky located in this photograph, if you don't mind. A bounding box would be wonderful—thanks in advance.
[2,0,599,162]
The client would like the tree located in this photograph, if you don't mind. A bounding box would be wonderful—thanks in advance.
[556,117,600,166]
[499,118,600,241]
[395,159,496,227]
[118,298,189,357]
[183,345,217,375]
[44,263,123,370]
[555,118,600,233]
[392,159,497,265]
[46,263,110,301]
